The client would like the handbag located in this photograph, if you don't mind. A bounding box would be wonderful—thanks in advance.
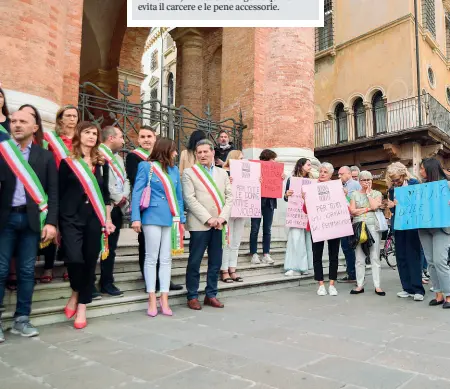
[359,221,368,244]
[375,210,388,232]
[140,162,153,211]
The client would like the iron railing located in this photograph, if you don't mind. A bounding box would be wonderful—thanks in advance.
[78,79,245,153]
[315,0,334,53]
[315,93,450,148]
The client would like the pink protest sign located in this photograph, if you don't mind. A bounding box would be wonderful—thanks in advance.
[257,161,284,198]
[304,180,353,242]
[230,160,261,218]
[285,177,316,229]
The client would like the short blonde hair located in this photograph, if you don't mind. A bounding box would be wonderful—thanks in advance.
[223,150,243,168]
[385,162,413,188]
[359,170,373,180]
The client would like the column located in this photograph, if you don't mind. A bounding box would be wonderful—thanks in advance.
[171,28,204,116]
[221,28,317,238]
[0,0,84,129]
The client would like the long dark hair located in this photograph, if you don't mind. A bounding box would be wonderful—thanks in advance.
[421,158,448,182]
[150,138,176,172]
[293,158,310,178]
[0,87,10,118]
[187,130,206,152]
[19,104,44,147]
[71,121,102,164]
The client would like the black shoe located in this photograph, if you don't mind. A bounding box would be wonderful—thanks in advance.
[170,282,183,291]
[429,299,444,306]
[443,301,450,309]
[338,276,356,283]
[92,286,102,301]
[350,288,365,294]
[375,289,386,296]
[101,284,124,297]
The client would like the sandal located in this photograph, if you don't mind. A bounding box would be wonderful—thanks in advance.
[220,271,234,283]
[63,272,70,282]
[229,272,243,282]
[40,270,53,284]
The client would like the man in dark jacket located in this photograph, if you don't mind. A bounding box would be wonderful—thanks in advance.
[214,130,235,167]
[0,111,58,342]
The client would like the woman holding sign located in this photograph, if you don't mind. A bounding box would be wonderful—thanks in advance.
[59,122,115,329]
[284,158,313,276]
[418,158,450,309]
[131,138,185,317]
[349,171,385,296]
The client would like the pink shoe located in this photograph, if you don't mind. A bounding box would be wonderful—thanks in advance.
[147,303,158,317]
[159,300,173,316]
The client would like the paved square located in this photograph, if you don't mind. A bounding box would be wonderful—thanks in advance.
[1,270,450,389]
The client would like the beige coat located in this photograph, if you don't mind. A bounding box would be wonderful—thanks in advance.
[182,166,233,232]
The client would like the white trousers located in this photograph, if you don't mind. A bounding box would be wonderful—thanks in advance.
[284,228,313,272]
[355,224,381,288]
[143,225,172,293]
[221,217,246,270]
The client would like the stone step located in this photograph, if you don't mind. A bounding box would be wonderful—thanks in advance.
[1,266,346,329]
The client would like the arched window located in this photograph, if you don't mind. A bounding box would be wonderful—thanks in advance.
[353,98,366,138]
[372,91,387,134]
[335,103,348,143]
[167,72,174,106]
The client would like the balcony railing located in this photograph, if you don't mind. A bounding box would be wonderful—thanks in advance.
[315,94,450,148]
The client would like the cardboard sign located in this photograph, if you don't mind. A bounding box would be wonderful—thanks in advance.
[394,180,450,230]
[230,160,262,218]
[256,160,284,198]
[304,180,353,242]
[285,177,315,229]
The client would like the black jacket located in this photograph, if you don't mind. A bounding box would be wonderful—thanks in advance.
[0,143,58,232]
[214,143,235,166]
[126,152,146,187]
[59,159,110,223]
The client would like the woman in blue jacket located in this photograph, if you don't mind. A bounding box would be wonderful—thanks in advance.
[131,138,185,317]
[386,162,425,301]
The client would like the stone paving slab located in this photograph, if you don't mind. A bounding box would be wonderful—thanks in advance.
[1,270,450,389]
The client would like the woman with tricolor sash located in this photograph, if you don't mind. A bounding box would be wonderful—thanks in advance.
[131,138,185,317]
[59,121,115,329]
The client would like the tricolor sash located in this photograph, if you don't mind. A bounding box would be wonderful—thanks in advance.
[0,140,48,230]
[65,157,109,260]
[99,144,125,185]
[152,162,184,255]
[191,163,229,246]
[43,131,70,166]
[0,124,8,134]
[132,147,150,161]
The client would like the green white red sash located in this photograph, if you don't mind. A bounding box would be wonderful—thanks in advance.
[191,163,229,246]
[43,131,69,166]
[99,144,125,185]
[0,124,8,135]
[152,161,184,255]
[65,157,109,260]
[132,147,150,161]
[0,140,48,230]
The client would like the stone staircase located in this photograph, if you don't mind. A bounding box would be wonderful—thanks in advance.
[2,229,344,327]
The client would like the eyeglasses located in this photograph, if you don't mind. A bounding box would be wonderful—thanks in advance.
[359,179,372,182]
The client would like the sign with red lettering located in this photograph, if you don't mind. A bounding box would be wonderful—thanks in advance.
[252,160,284,198]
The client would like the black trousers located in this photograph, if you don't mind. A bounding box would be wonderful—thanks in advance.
[61,214,102,305]
[138,231,161,289]
[312,238,340,282]
[99,206,122,287]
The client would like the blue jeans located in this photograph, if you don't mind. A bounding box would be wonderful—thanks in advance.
[0,212,40,318]
[186,229,223,300]
[250,203,274,254]
[395,229,425,295]
[341,236,356,279]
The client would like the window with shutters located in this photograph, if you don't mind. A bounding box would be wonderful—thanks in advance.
[151,50,158,71]
[422,0,436,38]
[315,0,334,53]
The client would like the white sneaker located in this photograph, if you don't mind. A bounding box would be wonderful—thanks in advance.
[251,254,261,265]
[430,287,435,292]
[285,270,295,276]
[413,294,424,301]
[397,291,412,298]
[317,285,327,296]
[328,285,338,296]
[262,254,275,264]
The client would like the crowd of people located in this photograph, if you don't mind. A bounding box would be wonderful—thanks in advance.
[0,86,449,345]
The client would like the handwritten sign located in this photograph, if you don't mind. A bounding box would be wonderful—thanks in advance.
[253,160,284,198]
[304,180,353,242]
[230,160,261,218]
[285,177,315,228]
[394,180,450,230]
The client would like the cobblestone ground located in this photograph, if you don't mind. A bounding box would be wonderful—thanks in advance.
[1,268,449,389]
